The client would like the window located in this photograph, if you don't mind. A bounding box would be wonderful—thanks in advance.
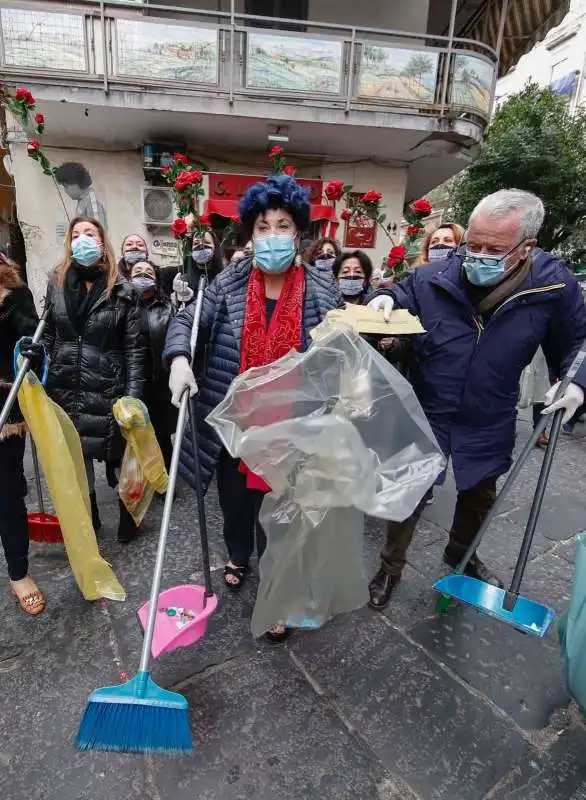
[245,0,308,31]
[551,57,569,83]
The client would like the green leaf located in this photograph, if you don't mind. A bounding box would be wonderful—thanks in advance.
[343,184,353,194]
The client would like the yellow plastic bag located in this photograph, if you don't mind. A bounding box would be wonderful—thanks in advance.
[113,397,168,526]
[18,372,126,602]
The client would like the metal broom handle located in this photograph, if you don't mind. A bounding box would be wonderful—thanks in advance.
[139,275,207,674]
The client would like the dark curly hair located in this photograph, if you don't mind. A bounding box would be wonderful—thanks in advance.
[54,162,92,190]
[238,174,311,238]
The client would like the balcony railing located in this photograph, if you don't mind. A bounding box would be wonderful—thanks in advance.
[0,0,499,123]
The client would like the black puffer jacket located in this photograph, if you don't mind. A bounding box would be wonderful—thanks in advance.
[140,291,174,386]
[43,272,147,461]
[0,262,39,440]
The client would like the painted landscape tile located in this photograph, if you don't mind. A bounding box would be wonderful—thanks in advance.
[247,33,342,93]
[1,8,86,71]
[359,46,438,103]
[451,54,495,114]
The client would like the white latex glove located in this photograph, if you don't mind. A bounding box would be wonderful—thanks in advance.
[367,295,394,323]
[169,356,198,408]
[543,381,585,424]
[172,273,194,303]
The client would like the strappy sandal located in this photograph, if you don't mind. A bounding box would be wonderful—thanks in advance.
[223,564,248,593]
[11,586,46,616]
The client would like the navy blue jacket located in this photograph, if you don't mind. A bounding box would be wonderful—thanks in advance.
[380,250,586,491]
[163,260,343,491]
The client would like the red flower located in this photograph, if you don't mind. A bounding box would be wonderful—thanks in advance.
[34,112,44,125]
[389,245,407,261]
[411,197,432,215]
[268,145,283,160]
[362,190,382,205]
[26,140,41,152]
[231,215,240,224]
[161,166,172,177]
[175,170,202,191]
[340,209,352,222]
[173,153,189,164]
[15,87,34,105]
[171,218,188,237]
[284,165,296,176]
[387,257,398,267]
[325,180,345,202]
[406,224,420,236]
[199,213,211,228]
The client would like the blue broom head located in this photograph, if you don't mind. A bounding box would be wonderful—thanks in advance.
[75,672,192,755]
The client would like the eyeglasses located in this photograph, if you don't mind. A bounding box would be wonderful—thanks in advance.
[464,238,526,267]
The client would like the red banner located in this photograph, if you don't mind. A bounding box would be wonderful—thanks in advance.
[208,172,323,205]
[344,192,377,249]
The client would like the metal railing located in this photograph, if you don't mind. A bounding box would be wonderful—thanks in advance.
[0,0,499,123]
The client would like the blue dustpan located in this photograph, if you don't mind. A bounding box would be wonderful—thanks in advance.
[434,404,569,637]
[433,575,555,637]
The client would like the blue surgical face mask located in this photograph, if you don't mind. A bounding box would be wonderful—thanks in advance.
[72,234,102,267]
[132,276,157,295]
[124,249,148,266]
[192,246,214,265]
[462,240,527,287]
[254,235,296,274]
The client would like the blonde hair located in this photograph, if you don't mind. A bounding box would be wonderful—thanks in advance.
[416,222,465,266]
[56,216,118,295]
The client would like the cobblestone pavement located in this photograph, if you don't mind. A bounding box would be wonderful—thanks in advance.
[1,413,586,800]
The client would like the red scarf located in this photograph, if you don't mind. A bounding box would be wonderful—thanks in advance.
[238,265,305,490]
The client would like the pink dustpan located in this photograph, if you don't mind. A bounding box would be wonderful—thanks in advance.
[137,584,218,658]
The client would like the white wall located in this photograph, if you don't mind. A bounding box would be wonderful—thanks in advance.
[11,140,407,304]
[10,144,147,306]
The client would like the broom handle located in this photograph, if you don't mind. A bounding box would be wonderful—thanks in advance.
[454,341,586,575]
[139,275,207,674]
[30,438,45,515]
[505,408,564,604]
[0,306,49,436]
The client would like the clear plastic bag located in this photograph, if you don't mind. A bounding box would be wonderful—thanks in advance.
[18,371,126,601]
[113,397,168,525]
[207,322,445,637]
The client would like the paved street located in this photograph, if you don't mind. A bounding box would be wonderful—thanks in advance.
[2,412,586,800]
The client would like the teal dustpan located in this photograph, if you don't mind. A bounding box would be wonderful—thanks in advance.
[434,408,564,637]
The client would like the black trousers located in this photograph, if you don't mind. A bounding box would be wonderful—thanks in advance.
[216,449,266,566]
[0,435,29,581]
[146,385,176,471]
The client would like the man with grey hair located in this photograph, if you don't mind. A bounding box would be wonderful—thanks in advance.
[368,188,586,610]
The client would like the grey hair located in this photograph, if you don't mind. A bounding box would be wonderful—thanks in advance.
[469,189,545,239]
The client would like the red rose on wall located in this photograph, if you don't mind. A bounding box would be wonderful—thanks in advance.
[411,198,432,214]
[199,213,211,228]
[231,215,240,224]
[15,88,35,105]
[387,257,398,267]
[325,180,345,202]
[175,170,202,191]
[406,224,420,236]
[34,113,44,125]
[173,153,189,164]
[268,145,283,159]
[284,165,296,176]
[389,245,407,260]
[340,209,352,221]
[362,190,382,205]
[171,218,188,237]
[26,140,41,152]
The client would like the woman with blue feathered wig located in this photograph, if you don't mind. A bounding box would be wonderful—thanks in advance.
[163,174,343,641]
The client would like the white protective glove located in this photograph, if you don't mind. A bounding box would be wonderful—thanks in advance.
[169,356,198,408]
[172,273,194,304]
[367,295,394,323]
[543,381,585,424]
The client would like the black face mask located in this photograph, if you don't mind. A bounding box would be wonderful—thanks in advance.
[428,244,454,262]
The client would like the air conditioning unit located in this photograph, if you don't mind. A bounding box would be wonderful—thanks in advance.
[141,185,175,226]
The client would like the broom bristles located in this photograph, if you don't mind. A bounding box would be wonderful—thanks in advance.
[76,701,192,754]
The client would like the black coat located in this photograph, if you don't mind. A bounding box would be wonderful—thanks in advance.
[43,271,147,461]
[0,262,39,439]
[139,291,174,387]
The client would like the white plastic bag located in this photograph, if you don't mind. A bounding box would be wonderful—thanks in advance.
[207,322,445,636]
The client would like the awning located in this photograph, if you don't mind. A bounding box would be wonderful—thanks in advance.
[206,199,338,224]
[456,0,571,77]
[550,70,579,95]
